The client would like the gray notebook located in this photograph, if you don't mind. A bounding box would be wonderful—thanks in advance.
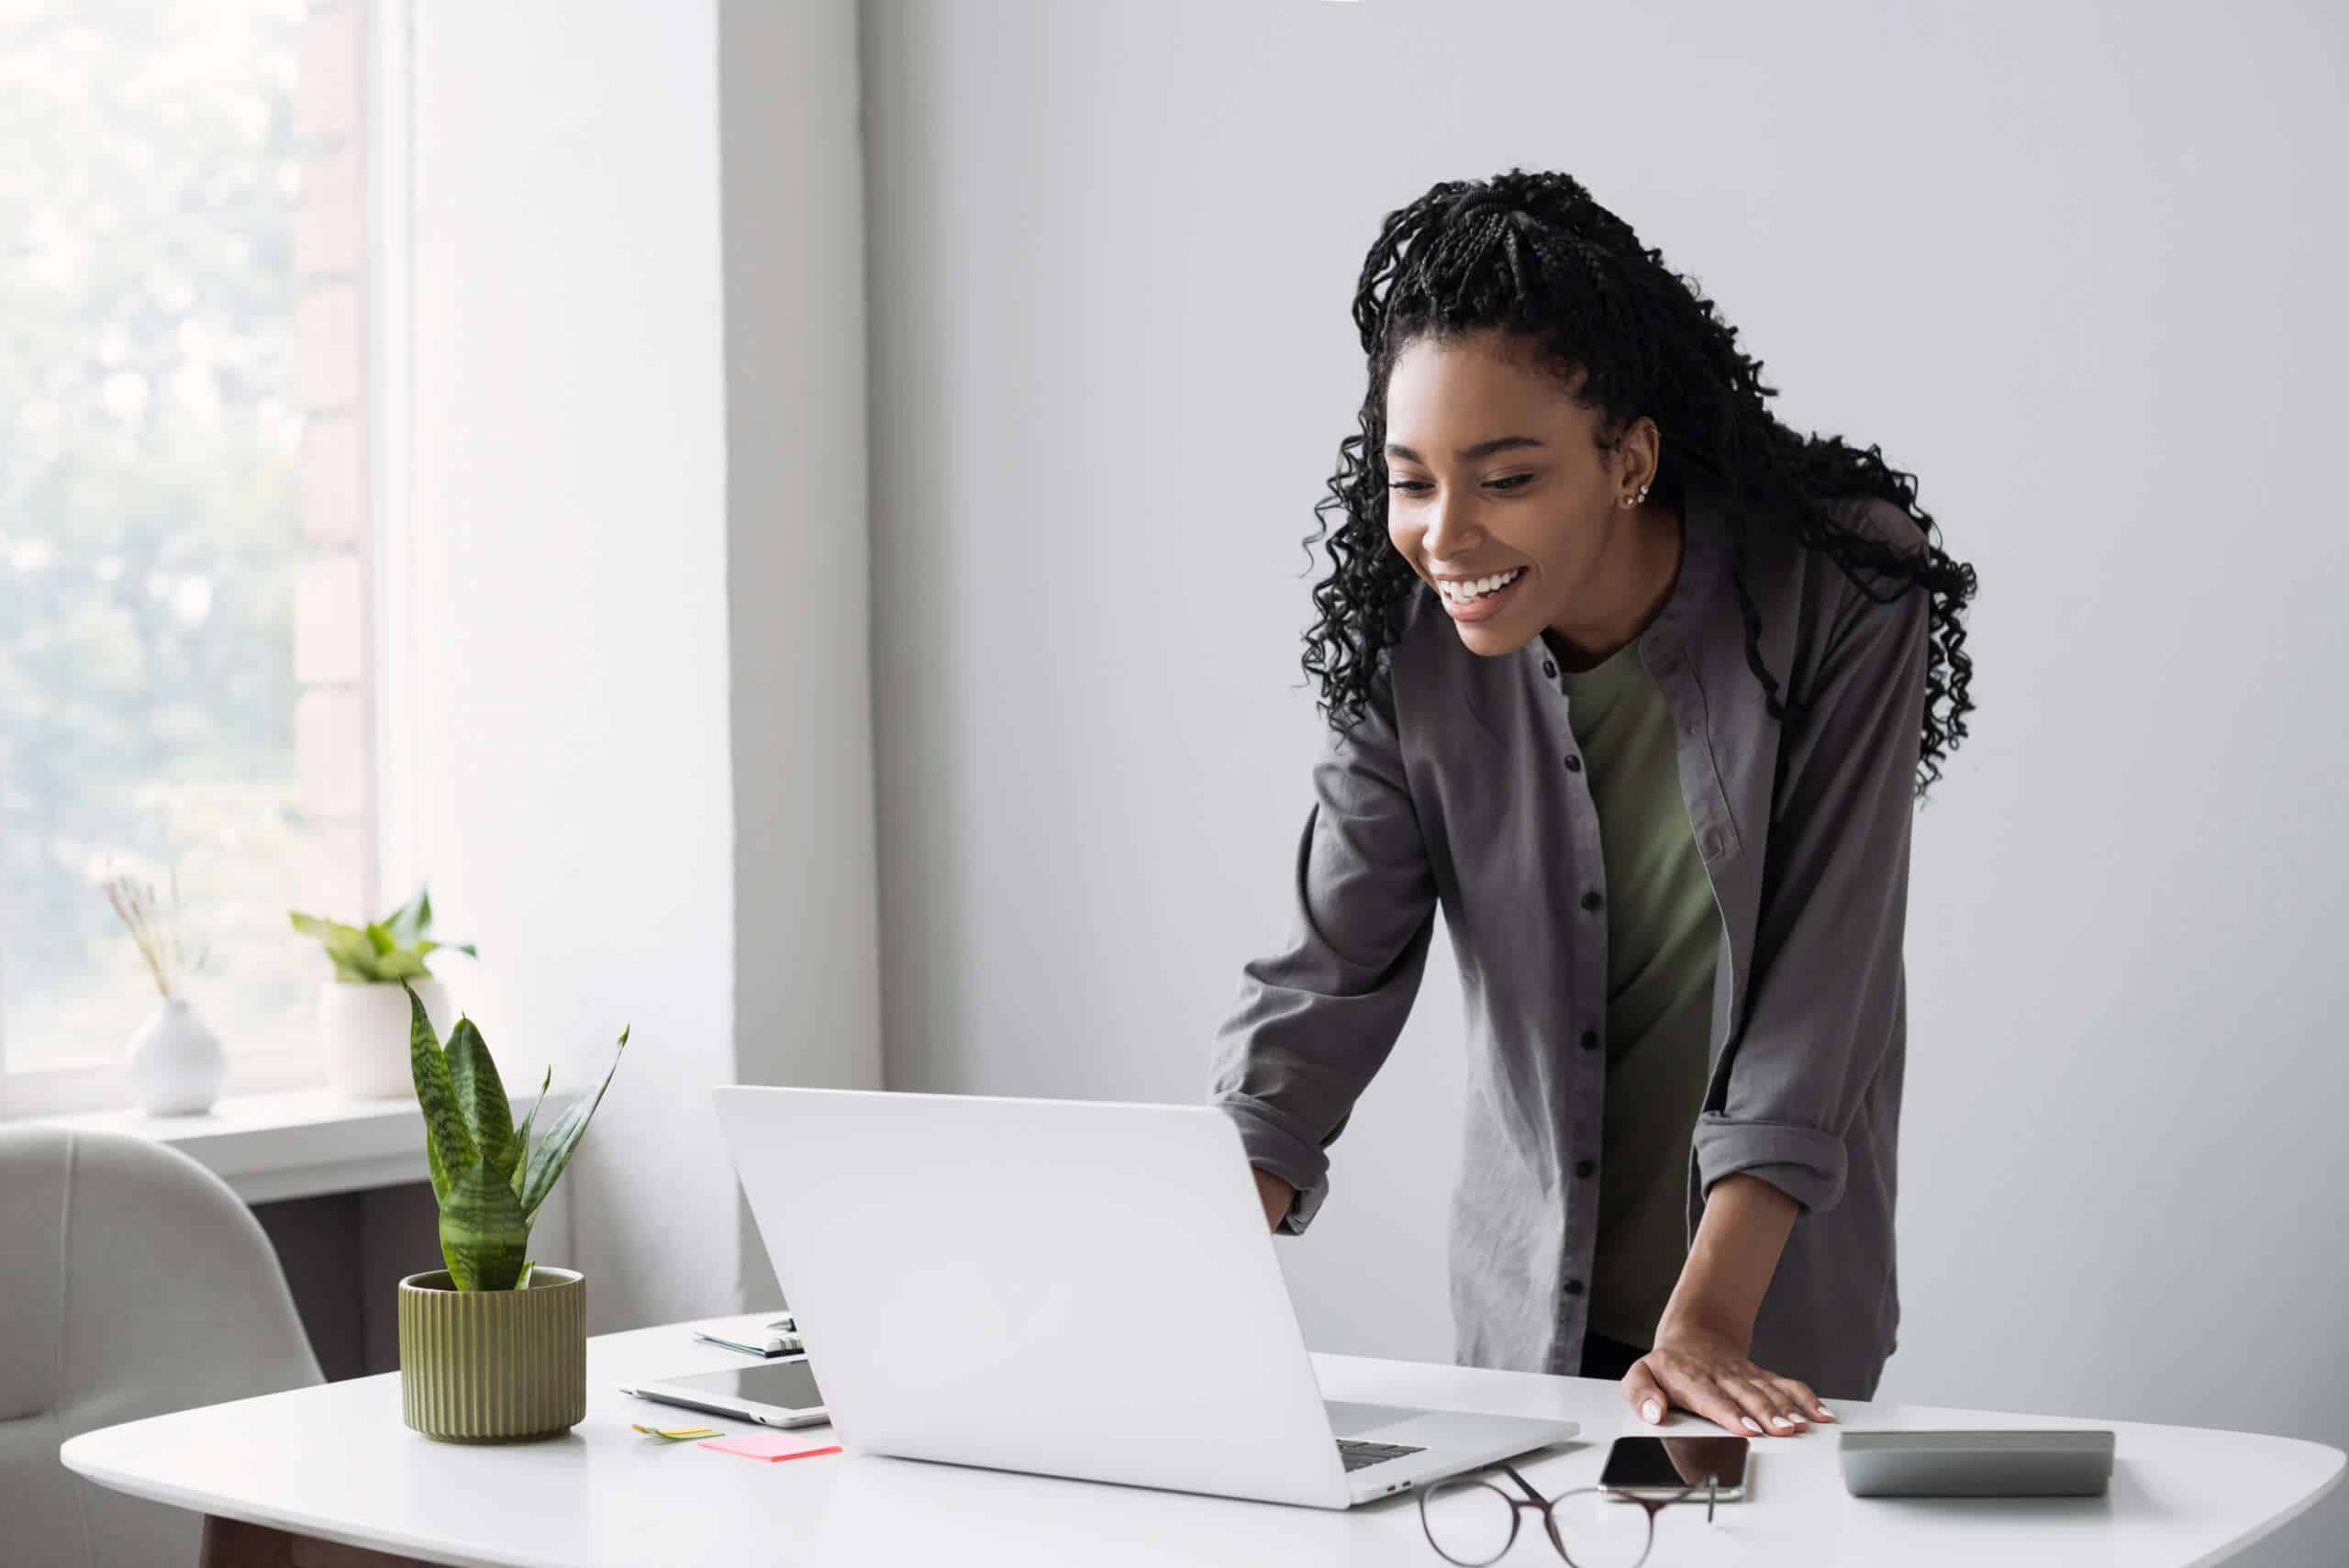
[1840,1429,2115,1497]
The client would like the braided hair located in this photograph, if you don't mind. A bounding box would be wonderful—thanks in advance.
[1300,168,1978,801]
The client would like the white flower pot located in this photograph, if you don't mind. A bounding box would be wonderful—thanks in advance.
[127,996,228,1116]
[319,977,452,1100]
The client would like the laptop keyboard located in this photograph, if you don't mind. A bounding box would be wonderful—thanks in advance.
[1338,1439,1428,1473]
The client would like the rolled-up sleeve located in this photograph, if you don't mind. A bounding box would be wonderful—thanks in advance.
[1692,545,1933,1217]
[1208,655,1438,1234]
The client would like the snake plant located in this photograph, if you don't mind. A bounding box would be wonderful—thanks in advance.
[403,981,628,1290]
[291,884,476,984]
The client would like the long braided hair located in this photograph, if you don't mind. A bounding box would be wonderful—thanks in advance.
[1300,168,1978,801]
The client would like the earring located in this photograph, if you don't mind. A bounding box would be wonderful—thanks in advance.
[1621,484,1649,508]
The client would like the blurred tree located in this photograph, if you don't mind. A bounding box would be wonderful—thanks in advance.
[0,0,317,1070]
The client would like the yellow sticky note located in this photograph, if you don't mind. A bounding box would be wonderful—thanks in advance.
[633,1423,722,1441]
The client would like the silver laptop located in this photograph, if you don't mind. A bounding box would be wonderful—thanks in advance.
[712,1084,1578,1509]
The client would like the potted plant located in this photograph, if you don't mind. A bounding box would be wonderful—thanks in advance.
[290,884,476,1099]
[105,868,225,1116]
[396,982,629,1442]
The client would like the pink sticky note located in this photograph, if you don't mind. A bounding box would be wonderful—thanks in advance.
[697,1429,843,1463]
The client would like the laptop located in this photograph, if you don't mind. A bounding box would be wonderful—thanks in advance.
[711,1084,1578,1509]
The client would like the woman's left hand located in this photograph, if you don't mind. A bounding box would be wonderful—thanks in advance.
[1620,1318,1836,1437]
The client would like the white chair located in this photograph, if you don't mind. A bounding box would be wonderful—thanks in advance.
[0,1125,323,1568]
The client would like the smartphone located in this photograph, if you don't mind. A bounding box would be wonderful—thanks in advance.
[1600,1435,1749,1501]
[621,1357,829,1429]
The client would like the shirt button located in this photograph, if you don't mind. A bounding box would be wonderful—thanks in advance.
[1580,889,1603,912]
[1563,754,1582,773]
[1542,659,1558,679]
[1561,1279,1586,1297]
[1682,720,1698,738]
[1575,1159,1596,1178]
[1700,829,1722,858]
[1580,1029,1599,1051]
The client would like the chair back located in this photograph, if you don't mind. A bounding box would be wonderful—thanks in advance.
[0,1125,322,1568]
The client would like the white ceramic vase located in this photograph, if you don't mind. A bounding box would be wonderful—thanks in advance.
[319,976,452,1099]
[126,996,228,1116]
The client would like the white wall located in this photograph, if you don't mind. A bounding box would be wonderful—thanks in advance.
[859,2,2348,1560]
[404,0,879,1330]
[716,0,885,1308]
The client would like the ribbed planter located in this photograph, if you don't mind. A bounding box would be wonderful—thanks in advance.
[397,1268,586,1442]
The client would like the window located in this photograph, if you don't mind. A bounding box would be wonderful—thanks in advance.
[0,0,390,1111]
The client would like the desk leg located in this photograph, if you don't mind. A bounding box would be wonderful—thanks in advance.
[199,1516,440,1568]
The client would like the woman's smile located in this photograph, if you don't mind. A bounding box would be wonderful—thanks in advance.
[1437,564,1528,621]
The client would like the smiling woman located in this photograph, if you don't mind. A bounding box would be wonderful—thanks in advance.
[1300,169,1976,777]
[1381,341,1687,661]
[1212,166,1981,1427]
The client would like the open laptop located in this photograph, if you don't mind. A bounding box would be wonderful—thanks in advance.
[711,1084,1578,1509]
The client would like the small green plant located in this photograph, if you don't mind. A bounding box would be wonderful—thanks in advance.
[403,982,628,1291]
[290,884,476,984]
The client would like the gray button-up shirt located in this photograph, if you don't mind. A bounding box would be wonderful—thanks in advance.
[1208,472,1932,1401]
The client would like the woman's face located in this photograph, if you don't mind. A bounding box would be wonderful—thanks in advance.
[1382,329,1655,657]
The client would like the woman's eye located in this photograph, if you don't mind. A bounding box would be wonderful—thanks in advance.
[1381,473,1531,493]
[1388,474,1532,495]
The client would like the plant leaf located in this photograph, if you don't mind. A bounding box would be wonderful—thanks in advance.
[439,1159,529,1290]
[519,1023,629,1222]
[444,1016,516,1180]
[291,912,381,978]
[382,884,432,943]
[406,982,476,1204]
[509,1066,552,1201]
[364,921,397,957]
[373,949,430,982]
[516,1260,534,1290]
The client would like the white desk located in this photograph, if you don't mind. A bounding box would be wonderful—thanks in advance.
[61,1312,2343,1567]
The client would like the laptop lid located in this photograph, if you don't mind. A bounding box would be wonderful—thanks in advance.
[712,1085,1351,1507]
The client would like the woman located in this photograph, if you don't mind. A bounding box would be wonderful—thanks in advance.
[1208,168,1977,1437]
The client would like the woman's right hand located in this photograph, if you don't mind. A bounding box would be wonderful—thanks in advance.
[1251,1168,1297,1232]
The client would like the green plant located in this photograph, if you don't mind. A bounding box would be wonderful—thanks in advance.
[290,884,477,984]
[404,982,628,1290]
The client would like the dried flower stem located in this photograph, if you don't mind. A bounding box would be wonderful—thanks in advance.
[104,873,176,998]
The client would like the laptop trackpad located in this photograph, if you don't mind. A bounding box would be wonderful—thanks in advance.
[1325,1400,1437,1440]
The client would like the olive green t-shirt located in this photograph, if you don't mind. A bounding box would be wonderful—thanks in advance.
[1556,636,1722,1351]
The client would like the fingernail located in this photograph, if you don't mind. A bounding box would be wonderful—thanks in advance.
[1815,1405,1834,1419]
[1770,1414,1793,1427]
[1642,1400,1660,1423]
[1742,1417,1763,1433]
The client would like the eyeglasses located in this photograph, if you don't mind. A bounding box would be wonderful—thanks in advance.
[1418,1461,1719,1568]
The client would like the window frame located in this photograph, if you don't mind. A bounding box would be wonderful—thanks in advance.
[0,0,412,1120]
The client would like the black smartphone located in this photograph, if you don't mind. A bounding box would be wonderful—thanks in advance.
[1600,1435,1750,1501]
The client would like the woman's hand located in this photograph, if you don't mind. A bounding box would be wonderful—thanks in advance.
[1250,1168,1296,1231]
[1620,1318,1836,1437]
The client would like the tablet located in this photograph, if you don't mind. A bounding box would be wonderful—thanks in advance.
[622,1357,829,1429]
[1839,1429,2114,1497]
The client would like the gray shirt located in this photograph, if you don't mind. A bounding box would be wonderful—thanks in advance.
[1207,470,1931,1401]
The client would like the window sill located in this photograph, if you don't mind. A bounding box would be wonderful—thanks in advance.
[17,1086,575,1205]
